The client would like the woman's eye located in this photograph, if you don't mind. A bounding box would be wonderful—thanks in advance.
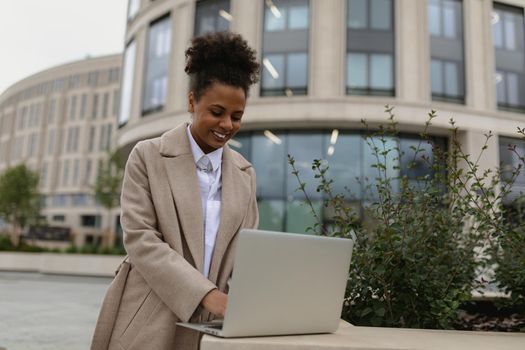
[211,110,222,116]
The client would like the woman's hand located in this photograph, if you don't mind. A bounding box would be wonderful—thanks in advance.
[201,289,228,317]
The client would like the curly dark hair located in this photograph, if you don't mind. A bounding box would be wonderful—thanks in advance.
[185,31,260,101]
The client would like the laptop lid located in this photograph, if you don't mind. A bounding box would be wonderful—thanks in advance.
[221,229,353,337]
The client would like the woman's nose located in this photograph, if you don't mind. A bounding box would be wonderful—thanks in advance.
[219,116,233,131]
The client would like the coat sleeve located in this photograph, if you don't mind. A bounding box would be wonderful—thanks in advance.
[121,143,216,322]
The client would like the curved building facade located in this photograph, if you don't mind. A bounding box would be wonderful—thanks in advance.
[0,55,122,247]
[117,0,525,233]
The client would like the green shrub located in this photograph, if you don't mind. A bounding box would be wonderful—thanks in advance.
[0,234,14,251]
[289,107,508,329]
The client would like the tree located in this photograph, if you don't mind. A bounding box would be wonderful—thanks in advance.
[0,164,42,246]
[94,149,125,248]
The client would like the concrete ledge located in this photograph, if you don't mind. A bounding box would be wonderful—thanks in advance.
[0,252,125,277]
[201,320,525,350]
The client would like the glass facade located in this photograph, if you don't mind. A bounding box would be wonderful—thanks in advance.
[346,0,395,96]
[500,136,525,200]
[428,0,465,103]
[229,130,446,233]
[194,0,231,36]
[119,40,136,126]
[143,15,172,115]
[492,3,525,111]
[261,0,309,96]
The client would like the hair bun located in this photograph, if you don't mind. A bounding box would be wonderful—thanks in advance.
[185,31,259,87]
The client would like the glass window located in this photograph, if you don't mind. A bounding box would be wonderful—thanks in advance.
[371,54,393,89]
[47,129,55,155]
[73,127,80,152]
[265,6,287,32]
[261,0,309,97]
[500,136,525,201]
[258,200,285,231]
[99,125,107,151]
[346,0,395,96]
[504,12,517,50]
[48,99,56,124]
[326,133,361,198]
[52,195,68,207]
[285,200,322,234]
[88,126,96,152]
[288,4,308,30]
[69,95,77,120]
[347,53,367,89]
[27,133,37,158]
[493,11,504,48]
[431,59,443,94]
[444,61,459,96]
[113,90,120,116]
[492,4,525,111]
[252,132,286,198]
[228,134,251,160]
[194,0,231,36]
[429,0,464,102]
[143,15,171,115]
[119,40,136,126]
[286,53,308,88]
[81,215,101,228]
[40,162,48,188]
[371,0,391,30]
[507,72,519,105]
[286,134,323,199]
[262,54,285,92]
[348,0,366,29]
[88,71,99,87]
[80,94,87,119]
[102,92,109,118]
[106,125,112,150]
[85,159,92,185]
[443,1,457,38]
[91,94,98,119]
[63,159,70,186]
[128,0,139,20]
[72,159,80,186]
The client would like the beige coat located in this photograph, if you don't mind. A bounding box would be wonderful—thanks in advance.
[91,123,258,350]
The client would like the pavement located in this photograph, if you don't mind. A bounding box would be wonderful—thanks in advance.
[0,271,112,350]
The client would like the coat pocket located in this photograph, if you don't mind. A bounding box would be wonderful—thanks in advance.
[118,287,161,349]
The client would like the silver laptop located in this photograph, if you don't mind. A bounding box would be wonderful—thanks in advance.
[177,229,353,338]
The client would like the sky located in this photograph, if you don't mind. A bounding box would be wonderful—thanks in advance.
[0,0,128,95]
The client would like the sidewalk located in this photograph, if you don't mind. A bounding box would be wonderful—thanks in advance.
[0,271,111,350]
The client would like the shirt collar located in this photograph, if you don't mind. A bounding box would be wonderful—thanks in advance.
[186,124,223,171]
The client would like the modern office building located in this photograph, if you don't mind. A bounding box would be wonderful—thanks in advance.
[1,0,525,244]
[0,55,122,247]
[117,0,525,232]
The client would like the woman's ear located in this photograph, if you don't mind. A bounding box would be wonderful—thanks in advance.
[188,91,195,113]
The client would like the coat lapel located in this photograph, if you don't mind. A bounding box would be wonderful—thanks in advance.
[159,123,253,282]
[160,124,205,274]
[208,146,252,283]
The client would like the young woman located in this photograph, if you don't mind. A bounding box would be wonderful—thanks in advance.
[91,32,260,350]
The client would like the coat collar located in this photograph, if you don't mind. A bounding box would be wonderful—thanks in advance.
[160,123,252,281]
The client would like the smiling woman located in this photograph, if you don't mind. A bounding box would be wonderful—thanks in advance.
[91,32,260,350]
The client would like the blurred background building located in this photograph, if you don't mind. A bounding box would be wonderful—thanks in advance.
[0,0,524,246]
[0,55,121,247]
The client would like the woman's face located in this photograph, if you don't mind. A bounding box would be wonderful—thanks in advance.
[188,82,246,154]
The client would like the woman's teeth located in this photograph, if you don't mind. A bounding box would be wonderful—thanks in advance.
[213,131,226,139]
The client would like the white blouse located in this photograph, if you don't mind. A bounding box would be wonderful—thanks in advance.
[186,125,223,278]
